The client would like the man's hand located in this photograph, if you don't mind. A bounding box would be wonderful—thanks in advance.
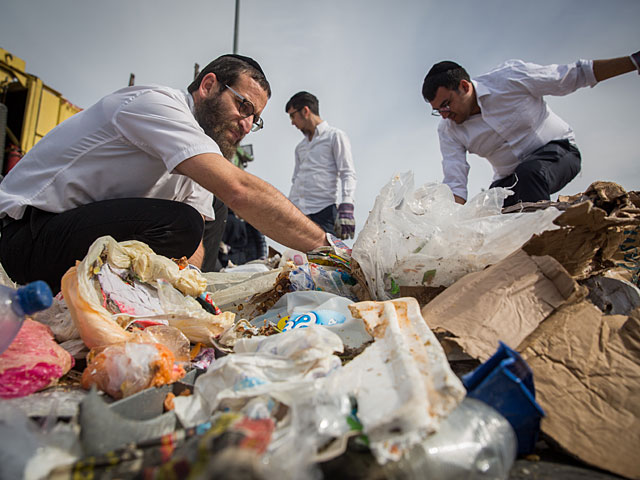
[334,203,355,239]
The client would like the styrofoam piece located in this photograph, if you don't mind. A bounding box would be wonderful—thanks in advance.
[326,297,466,463]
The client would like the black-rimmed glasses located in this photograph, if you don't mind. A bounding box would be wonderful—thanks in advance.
[225,84,264,132]
[431,99,452,117]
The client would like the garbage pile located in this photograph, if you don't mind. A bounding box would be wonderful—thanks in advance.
[0,176,638,480]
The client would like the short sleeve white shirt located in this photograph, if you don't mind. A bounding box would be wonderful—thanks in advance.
[288,121,356,215]
[438,59,598,200]
[0,85,221,220]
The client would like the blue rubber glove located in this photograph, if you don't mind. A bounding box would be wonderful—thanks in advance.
[334,203,355,240]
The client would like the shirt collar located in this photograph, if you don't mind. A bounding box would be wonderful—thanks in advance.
[315,120,329,135]
[473,79,491,99]
[184,90,196,114]
[471,79,491,114]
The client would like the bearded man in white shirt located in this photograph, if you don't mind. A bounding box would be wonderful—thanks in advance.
[285,91,357,240]
[422,51,640,207]
[0,55,328,292]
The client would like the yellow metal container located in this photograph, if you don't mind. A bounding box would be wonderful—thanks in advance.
[1,47,81,164]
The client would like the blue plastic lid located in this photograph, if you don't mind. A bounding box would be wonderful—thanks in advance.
[16,281,53,315]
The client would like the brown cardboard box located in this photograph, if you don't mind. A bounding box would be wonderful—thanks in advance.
[518,301,640,480]
[523,182,640,285]
[421,249,583,362]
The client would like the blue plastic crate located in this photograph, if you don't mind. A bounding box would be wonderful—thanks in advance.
[462,341,545,455]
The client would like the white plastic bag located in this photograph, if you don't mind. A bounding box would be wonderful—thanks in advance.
[249,291,372,349]
[352,172,562,300]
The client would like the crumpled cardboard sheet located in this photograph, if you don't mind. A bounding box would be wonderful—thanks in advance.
[421,249,584,362]
[518,301,640,480]
[328,297,466,464]
[522,182,640,285]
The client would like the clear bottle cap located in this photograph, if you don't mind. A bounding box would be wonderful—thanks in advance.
[16,281,53,315]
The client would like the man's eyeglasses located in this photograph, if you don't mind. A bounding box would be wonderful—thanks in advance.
[225,84,264,132]
[288,109,300,120]
[431,99,451,117]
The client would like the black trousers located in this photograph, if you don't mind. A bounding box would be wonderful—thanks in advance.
[0,198,205,293]
[201,196,229,272]
[308,204,337,236]
[489,139,581,208]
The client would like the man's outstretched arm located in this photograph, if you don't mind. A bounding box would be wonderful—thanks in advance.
[593,51,639,82]
[176,152,328,253]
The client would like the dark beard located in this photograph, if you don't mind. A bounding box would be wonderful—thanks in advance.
[194,94,241,160]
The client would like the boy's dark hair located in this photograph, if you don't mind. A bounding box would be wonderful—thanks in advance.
[422,61,470,102]
[285,91,319,115]
[188,54,271,98]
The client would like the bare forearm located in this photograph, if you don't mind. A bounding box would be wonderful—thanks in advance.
[177,154,328,253]
[229,172,328,251]
[593,56,636,82]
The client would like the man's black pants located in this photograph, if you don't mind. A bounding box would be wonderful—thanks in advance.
[308,204,337,236]
[201,196,229,272]
[0,198,205,293]
[489,139,581,208]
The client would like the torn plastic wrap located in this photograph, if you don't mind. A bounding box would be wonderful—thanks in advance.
[81,341,186,399]
[183,326,350,480]
[60,236,235,348]
[194,326,344,413]
[206,264,294,320]
[352,171,562,300]
[289,262,358,301]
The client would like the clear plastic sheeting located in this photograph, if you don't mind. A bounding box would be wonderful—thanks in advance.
[384,398,517,480]
[186,326,351,480]
[352,171,562,300]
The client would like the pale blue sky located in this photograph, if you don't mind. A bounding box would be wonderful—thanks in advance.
[1,0,638,249]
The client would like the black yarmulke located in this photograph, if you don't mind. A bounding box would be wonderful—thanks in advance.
[426,61,462,79]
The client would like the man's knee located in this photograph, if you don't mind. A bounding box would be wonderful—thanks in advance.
[505,161,551,205]
[159,203,204,254]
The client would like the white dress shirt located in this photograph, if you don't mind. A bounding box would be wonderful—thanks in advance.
[438,59,598,200]
[0,85,220,220]
[288,121,356,215]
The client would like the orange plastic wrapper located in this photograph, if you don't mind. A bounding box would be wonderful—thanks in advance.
[60,236,235,349]
[81,341,185,399]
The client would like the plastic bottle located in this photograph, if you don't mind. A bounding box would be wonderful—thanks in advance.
[383,398,517,480]
[0,281,53,355]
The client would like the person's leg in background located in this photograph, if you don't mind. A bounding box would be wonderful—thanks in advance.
[201,196,228,272]
[307,204,337,236]
[0,198,204,293]
[490,140,581,208]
